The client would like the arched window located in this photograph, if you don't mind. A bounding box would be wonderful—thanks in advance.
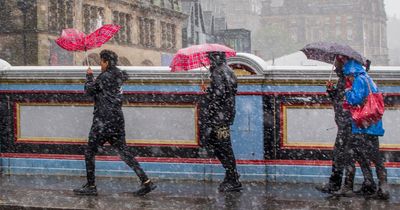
[141,59,154,66]
[118,57,131,66]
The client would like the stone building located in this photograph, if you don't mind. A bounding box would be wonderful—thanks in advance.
[261,0,389,65]
[201,0,262,54]
[0,0,187,66]
[200,0,262,32]
[181,0,251,53]
[181,0,207,47]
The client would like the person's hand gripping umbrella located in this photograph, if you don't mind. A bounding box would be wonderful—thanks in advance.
[169,43,236,92]
[301,41,371,90]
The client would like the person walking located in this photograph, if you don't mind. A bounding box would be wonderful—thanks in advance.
[203,51,242,192]
[315,58,358,194]
[73,50,156,196]
[342,56,389,200]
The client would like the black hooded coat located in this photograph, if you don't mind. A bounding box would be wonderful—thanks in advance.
[85,66,128,136]
[205,64,238,126]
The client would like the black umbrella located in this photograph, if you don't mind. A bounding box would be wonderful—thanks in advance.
[300,41,370,68]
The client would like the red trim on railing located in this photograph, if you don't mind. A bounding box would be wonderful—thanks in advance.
[0,90,329,96]
[3,153,400,167]
[0,90,84,94]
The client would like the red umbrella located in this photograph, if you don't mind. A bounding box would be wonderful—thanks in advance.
[55,24,121,65]
[169,43,236,72]
[55,28,86,51]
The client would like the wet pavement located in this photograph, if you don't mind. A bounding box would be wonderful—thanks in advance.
[1,175,400,209]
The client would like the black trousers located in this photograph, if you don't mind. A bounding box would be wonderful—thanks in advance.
[85,132,149,185]
[329,126,356,188]
[352,134,387,188]
[206,125,238,179]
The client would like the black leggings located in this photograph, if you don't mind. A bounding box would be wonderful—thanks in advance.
[206,125,238,178]
[352,134,387,188]
[85,132,148,185]
[329,126,357,188]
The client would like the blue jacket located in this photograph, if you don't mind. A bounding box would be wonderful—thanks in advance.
[343,60,385,136]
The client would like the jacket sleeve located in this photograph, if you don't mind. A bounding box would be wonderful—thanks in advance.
[84,73,101,96]
[345,76,368,106]
[211,74,225,97]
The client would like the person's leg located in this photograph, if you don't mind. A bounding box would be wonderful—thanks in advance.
[110,135,149,182]
[73,131,102,195]
[365,135,389,199]
[352,134,376,195]
[316,131,344,193]
[329,131,346,187]
[333,130,357,195]
[109,135,156,196]
[210,126,241,192]
[212,126,238,177]
[85,143,97,186]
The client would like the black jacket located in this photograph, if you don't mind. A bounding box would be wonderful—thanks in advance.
[327,71,352,130]
[85,67,127,136]
[205,64,238,126]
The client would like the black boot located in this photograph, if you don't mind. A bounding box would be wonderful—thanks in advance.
[332,185,353,196]
[218,172,242,192]
[376,185,390,200]
[134,180,157,196]
[366,183,390,200]
[73,183,98,196]
[333,171,355,196]
[315,183,340,194]
[354,183,376,196]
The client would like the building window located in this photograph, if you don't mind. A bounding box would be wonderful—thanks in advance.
[195,32,200,44]
[173,0,180,10]
[194,3,199,27]
[112,11,132,44]
[83,4,104,34]
[48,0,74,33]
[165,0,173,9]
[347,27,353,41]
[139,17,155,47]
[161,22,176,49]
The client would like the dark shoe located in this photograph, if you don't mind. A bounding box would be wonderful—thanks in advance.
[134,180,157,196]
[73,183,97,196]
[376,188,390,200]
[354,185,376,196]
[368,184,390,200]
[365,189,390,200]
[332,185,353,197]
[315,184,340,194]
[218,180,243,192]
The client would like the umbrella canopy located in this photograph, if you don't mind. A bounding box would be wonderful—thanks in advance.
[55,28,86,51]
[85,24,121,50]
[55,24,121,52]
[300,42,369,67]
[169,43,236,72]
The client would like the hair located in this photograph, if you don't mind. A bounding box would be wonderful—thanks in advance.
[365,59,371,72]
[100,50,118,67]
[207,51,226,66]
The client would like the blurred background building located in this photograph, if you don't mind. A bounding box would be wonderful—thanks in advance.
[181,0,251,53]
[0,0,186,66]
[0,0,396,66]
[259,0,389,65]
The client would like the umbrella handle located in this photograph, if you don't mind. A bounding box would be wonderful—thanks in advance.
[328,56,337,82]
[85,50,90,68]
[200,62,209,92]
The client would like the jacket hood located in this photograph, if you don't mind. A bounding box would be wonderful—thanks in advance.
[343,59,366,76]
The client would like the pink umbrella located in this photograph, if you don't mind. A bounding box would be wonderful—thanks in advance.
[169,43,236,72]
[55,24,121,65]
